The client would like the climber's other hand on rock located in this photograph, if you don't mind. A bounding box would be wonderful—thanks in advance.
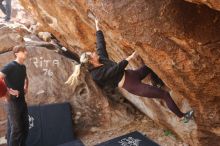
[126,51,137,62]
[95,18,99,25]
[95,18,100,31]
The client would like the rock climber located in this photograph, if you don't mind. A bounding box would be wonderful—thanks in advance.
[66,19,194,123]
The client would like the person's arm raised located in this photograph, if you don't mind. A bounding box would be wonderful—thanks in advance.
[103,51,137,79]
[95,19,100,31]
[95,19,109,59]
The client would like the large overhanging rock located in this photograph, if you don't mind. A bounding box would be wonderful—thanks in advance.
[18,0,220,145]
[184,0,220,11]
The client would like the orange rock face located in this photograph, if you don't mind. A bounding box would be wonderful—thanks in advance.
[184,0,220,11]
[17,0,220,145]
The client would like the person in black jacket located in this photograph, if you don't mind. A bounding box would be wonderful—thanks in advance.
[66,19,193,122]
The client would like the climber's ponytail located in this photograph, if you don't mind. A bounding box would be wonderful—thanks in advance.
[65,52,91,88]
[65,63,82,86]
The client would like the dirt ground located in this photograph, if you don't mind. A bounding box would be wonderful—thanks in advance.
[79,113,189,146]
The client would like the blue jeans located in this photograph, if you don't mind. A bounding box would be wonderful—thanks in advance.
[0,0,11,19]
[7,96,29,146]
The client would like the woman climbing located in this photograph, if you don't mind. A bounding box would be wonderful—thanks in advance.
[66,19,194,123]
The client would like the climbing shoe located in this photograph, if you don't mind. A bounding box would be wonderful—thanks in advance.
[182,110,194,123]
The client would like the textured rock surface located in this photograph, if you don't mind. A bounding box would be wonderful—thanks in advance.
[0,46,129,131]
[184,0,220,11]
[0,23,29,53]
[0,25,135,140]
[0,0,35,25]
[4,0,220,145]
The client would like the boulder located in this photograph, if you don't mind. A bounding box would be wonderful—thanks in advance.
[7,0,220,145]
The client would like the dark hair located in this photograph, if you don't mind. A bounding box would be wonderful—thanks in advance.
[12,45,26,57]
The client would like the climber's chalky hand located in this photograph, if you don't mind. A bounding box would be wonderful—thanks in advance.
[126,51,137,62]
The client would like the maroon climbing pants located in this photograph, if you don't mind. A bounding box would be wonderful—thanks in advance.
[122,65,184,118]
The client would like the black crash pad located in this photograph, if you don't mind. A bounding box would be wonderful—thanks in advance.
[96,131,160,146]
[57,139,85,146]
[26,103,75,146]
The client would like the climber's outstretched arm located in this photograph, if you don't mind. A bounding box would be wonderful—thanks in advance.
[95,19,109,59]
[95,19,100,31]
